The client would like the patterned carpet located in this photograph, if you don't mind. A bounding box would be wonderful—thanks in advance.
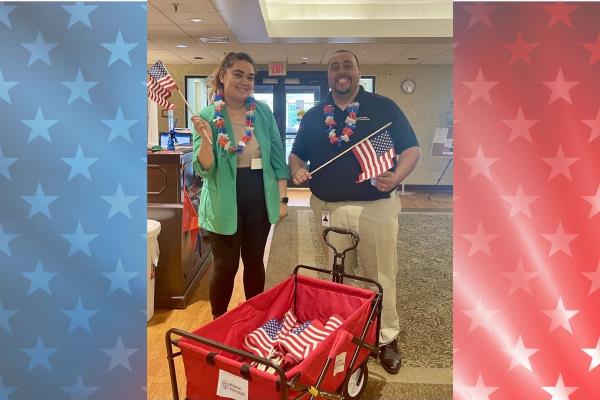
[266,207,452,399]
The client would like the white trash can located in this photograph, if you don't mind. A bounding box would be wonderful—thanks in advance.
[147,219,161,322]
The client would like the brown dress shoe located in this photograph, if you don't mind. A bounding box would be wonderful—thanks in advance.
[379,339,401,374]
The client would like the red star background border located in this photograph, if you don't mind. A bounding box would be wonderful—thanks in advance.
[454,2,600,399]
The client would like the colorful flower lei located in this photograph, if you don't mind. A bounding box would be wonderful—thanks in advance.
[323,102,360,146]
[213,93,256,153]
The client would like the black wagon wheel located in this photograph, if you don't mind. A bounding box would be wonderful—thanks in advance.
[342,361,368,400]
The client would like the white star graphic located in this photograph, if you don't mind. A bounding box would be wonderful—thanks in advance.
[462,222,498,257]
[501,107,539,142]
[462,299,500,333]
[503,335,539,371]
[461,69,499,104]
[582,338,600,371]
[463,146,498,181]
[462,374,499,400]
[541,374,578,400]
[542,69,579,104]
[543,297,579,333]
[462,3,497,29]
[542,221,578,257]
[583,261,600,295]
[542,145,579,181]
[582,185,600,218]
[502,259,539,295]
[501,184,538,218]
[583,108,600,142]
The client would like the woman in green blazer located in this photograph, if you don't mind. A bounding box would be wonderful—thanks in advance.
[191,52,289,319]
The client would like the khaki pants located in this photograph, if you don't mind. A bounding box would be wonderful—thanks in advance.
[310,194,401,345]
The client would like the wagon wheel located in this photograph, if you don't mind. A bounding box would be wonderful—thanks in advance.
[342,362,368,400]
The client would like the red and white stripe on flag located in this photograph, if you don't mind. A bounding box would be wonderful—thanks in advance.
[147,60,177,111]
[455,3,600,399]
[277,315,343,362]
[352,130,396,183]
[147,77,175,111]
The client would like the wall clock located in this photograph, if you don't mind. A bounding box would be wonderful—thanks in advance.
[401,79,416,94]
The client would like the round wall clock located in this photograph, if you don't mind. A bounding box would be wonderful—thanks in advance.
[401,79,416,94]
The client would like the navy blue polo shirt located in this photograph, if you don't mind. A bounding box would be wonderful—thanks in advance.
[292,86,419,202]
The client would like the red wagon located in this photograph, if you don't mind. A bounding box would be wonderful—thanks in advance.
[166,228,383,400]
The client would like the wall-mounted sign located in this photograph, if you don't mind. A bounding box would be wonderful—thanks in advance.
[431,126,453,157]
[268,62,286,76]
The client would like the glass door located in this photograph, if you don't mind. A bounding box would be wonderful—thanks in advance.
[254,84,274,112]
[284,85,320,161]
[254,71,328,186]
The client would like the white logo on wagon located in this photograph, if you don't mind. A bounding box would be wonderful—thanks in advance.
[216,369,248,400]
[334,352,347,376]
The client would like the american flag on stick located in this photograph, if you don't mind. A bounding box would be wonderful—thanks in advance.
[352,129,396,183]
[277,315,343,362]
[243,318,282,359]
[147,60,177,110]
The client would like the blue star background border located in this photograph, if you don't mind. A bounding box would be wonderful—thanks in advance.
[0,3,146,399]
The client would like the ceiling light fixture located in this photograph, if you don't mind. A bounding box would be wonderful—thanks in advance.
[408,57,419,60]
[176,44,187,48]
[188,18,204,23]
[300,57,310,60]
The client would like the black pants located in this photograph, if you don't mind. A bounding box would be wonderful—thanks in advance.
[208,168,272,316]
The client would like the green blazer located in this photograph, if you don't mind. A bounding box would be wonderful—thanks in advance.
[192,100,289,235]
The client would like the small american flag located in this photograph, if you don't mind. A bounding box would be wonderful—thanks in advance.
[352,129,396,183]
[243,318,282,358]
[147,60,177,110]
[277,315,343,362]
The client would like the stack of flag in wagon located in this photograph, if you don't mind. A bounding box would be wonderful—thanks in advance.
[243,310,343,372]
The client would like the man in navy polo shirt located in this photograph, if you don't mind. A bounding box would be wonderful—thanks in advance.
[289,50,420,374]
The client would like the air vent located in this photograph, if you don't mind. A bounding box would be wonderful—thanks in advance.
[200,36,231,44]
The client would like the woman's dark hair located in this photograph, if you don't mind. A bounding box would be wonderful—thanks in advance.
[207,52,256,102]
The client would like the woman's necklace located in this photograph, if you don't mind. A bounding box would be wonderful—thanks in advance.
[323,102,360,146]
[213,93,256,153]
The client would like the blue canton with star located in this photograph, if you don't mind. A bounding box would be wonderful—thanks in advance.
[371,130,395,157]
[0,3,146,399]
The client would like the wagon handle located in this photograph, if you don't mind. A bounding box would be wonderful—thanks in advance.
[165,328,289,400]
[322,227,359,283]
[322,227,359,255]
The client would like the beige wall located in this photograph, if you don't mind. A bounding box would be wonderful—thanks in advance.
[157,63,452,186]
[361,64,453,186]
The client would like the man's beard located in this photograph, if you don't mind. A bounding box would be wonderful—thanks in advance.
[333,87,352,96]
[333,85,352,96]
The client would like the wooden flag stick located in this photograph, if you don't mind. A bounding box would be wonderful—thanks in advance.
[310,121,392,175]
[159,60,213,145]
[173,88,213,145]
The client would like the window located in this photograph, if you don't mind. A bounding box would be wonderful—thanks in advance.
[360,76,376,93]
[185,76,208,128]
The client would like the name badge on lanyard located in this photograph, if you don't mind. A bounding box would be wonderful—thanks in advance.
[251,158,262,170]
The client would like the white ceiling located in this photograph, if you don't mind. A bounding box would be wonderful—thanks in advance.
[147,0,453,65]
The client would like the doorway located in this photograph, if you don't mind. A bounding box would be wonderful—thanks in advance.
[254,71,328,168]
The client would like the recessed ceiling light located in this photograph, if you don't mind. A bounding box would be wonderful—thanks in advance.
[176,44,187,48]
[194,57,204,60]
[188,18,204,23]
[408,57,419,60]
[300,57,310,60]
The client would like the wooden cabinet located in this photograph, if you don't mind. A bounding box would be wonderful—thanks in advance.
[147,148,211,309]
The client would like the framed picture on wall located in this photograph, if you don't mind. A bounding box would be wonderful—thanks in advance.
[360,76,376,92]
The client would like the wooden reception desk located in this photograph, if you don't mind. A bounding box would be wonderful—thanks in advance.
[147,147,211,309]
